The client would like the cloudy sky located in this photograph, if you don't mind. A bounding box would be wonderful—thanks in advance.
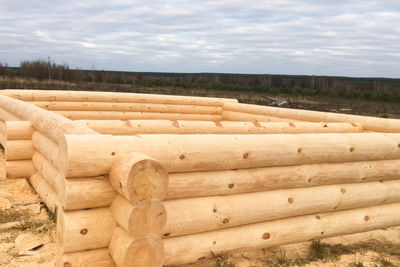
[1,0,400,77]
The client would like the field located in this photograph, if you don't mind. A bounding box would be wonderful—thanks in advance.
[1,82,400,266]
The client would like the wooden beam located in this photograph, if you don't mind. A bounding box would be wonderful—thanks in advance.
[223,110,298,122]
[59,133,400,177]
[5,140,34,160]
[6,160,34,179]
[56,248,116,267]
[5,121,34,140]
[29,173,58,213]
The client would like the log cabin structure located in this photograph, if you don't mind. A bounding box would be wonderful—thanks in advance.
[1,89,400,266]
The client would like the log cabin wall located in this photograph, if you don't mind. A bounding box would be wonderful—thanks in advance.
[1,89,400,267]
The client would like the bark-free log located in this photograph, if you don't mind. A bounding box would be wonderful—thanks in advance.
[2,89,237,106]
[109,153,169,203]
[76,120,363,135]
[57,207,117,253]
[108,227,164,267]
[32,152,62,194]
[0,94,96,142]
[166,159,400,199]
[59,133,400,177]
[29,173,58,213]
[222,111,298,122]
[110,196,167,238]
[31,101,222,114]
[0,107,20,121]
[5,140,34,160]
[57,248,116,267]
[56,110,223,121]
[224,102,400,132]
[163,202,400,265]
[32,131,60,167]
[162,179,400,237]
[6,121,34,140]
[6,160,34,179]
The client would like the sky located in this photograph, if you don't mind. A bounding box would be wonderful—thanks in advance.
[0,0,400,77]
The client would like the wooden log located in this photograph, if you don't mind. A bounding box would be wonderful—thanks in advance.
[2,89,237,106]
[163,202,400,265]
[6,160,34,179]
[110,196,167,238]
[162,179,400,237]
[76,120,363,135]
[0,122,6,146]
[59,133,400,177]
[32,131,60,167]
[29,173,58,213]
[109,153,169,203]
[5,121,34,140]
[0,107,20,121]
[5,140,34,160]
[108,227,164,267]
[32,152,117,210]
[30,101,223,114]
[0,94,97,143]
[166,159,400,199]
[55,110,223,121]
[223,102,400,132]
[56,248,116,267]
[222,110,298,122]
[57,207,117,253]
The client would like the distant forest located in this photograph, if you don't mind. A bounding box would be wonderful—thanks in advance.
[1,58,400,102]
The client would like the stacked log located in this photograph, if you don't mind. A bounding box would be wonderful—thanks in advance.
[3,89,400,267]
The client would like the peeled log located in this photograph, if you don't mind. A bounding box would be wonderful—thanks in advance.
[57,248,116,267]
[76,120,363,135]
[55,110,223,121]
[109,153,169,203]
[2,89,237,106]
[29,173,58,213]
[57,207,117,253]
[162,180,400,237]
[224,102,400,133]
[0,107,20,121]
[5,140,34,160]
[59,133,400,177]
[166,159,400,199]
[0,94,97,143]
[32,131,60,167]
[110,196,166,238]
[108,227,164,267]
[6,121,34,140]
[6,160,34,179]
[31,101,223,114]
[163,203,400,265]
[222,110,298,122]
[32,152,63,195]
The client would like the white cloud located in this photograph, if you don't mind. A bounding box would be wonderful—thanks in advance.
[0,0,399,77]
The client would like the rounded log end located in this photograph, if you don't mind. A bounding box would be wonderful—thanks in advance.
[111,153,169,203]
[124,233,164,267]
[129,199,167,237]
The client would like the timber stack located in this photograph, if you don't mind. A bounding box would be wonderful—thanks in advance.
[1,89,400,266]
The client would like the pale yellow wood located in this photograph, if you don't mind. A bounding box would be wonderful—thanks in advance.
[2,89,237,106]
[224,102,400,132]
[163,202,400,265]
[76,120,363,135]
[30,101,223,114]
[57,207,117,253]
[5,139,34,160]
[6,160,34,179]
[29,173,58,213]
[56,248,116,267]
[108,227,164,267]
[55,110,223,121]
[0,94,97,142]
[110,196,167,238]
[32,152,63,195]
[167,159,400,199]
[222,110,299,122]
[162,180,400,237]
[32,131,60,168]
[109,153,169,203]
[0,107,20,121]
[6,121,34,140]
[59,133,400,177]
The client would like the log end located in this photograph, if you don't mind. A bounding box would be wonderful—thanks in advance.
[129,199,167,237]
